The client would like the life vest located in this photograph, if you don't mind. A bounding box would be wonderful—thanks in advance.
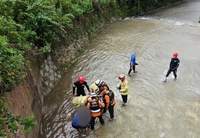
[105,90,114,104]
[90,101,101,113]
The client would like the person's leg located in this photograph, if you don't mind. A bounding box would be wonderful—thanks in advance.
[82,93,86,96]
[173,69,177,80]
[124,95,128,103]
[121,95,128,105]
[164,69,172,82]
[98,115,104,125]
[166,69,172,77]
[108,104,114,119]
[85,127,89,135]
[103,99,107,113]
[128,64,132,75]
[90,117,95,130]
[72,124,80,131]
[76,92,80,96]
[121,95,125,103]
[133,65,136,73]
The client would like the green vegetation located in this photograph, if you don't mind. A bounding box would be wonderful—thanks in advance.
[0,36,26,92]
[0,0,181,136]
[0,97,37,137]
[0,0,117,93]
[121,0,181,17]
[0,0,179,93]
[0,0,117,136]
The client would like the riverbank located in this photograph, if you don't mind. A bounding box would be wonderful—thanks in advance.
[3,0,182,137]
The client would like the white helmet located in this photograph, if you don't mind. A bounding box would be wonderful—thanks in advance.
[95,79,102,86]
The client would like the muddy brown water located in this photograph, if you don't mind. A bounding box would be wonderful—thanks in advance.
[39,0,200,138]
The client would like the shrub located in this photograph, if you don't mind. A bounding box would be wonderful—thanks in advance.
[0,97,37,137]
[0,36,26,92]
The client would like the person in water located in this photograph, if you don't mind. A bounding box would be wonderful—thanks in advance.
[73,76,91,96]
[164,52,180,82]
[128,53,138,76]
[95,79,108,94]
[71,106,91,136]
[101,85,116,121]
[117,74,130,106]
[87,93,105,131]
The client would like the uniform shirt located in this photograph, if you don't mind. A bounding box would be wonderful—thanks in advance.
[87,100,105,117]
[104,90,116,109]
[169,57,180,70]
[118,79,130,95]
[73,81,90,96]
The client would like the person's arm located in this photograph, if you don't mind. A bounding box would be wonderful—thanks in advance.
[105,95,109,110]
[116,83,121,90]
[85,82,91,93]
[87,102,90,109]
[169,58,173,68]
[120,86,128,92]
[73,83,76,96]
[99,101,105,108]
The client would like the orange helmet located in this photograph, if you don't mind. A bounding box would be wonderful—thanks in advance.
[173,52,178,57]
[78,76,85,83]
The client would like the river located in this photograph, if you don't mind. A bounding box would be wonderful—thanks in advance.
[39,0,200,138]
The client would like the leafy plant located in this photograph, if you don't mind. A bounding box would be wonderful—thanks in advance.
[20,116,38,133]
[0,16,25,46]
[0,97,37,137]
[0,36,26,92]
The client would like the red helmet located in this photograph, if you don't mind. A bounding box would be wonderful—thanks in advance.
[173,52,178,57]
[78,76,85,83]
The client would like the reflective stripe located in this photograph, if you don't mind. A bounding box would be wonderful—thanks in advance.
[91,109,101,113]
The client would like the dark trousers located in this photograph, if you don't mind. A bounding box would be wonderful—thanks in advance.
[166,69,177,79]
[90,115,104,130]
[108,104,115,119]
[72,124,87,129]
[128,65,135,74]
[121,95,128,103]
[76,92,86,96]
[102,99,107,113]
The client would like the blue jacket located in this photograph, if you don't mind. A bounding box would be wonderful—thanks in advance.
[71,114,80,127]
[130,54,136,66]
